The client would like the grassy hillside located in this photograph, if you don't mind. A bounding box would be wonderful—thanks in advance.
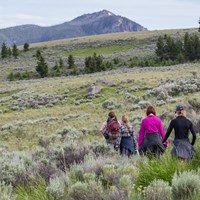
[0,28,198,82]
[0,29,200,199]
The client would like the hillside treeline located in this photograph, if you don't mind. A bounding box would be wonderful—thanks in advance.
[156,33,200,62]
[1,32,200,81]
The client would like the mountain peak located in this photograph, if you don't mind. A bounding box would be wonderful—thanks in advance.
[99,9,115,16]
[70,10,116,25]
[0,10,147,46]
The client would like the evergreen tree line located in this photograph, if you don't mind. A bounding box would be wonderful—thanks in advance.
[6,32,200,80]
[84,53,105,73]
[155,33,200,62]
[1,42,29,59]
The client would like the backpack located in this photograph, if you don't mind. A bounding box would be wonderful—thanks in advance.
[107,120,120,139]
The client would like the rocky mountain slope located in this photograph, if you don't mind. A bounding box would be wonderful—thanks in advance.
[0,10,147,46]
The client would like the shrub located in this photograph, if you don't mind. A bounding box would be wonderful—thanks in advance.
[83,172,96,183]
[68,181,104,200]
[37,162,58,183]
[89,141,112,156]
[102,98,117,110]
[68,165,84,184]
[146,179,172,200]
[172,171,200,200]
[124,93,140,103]
[0,152,34,186]
[137,101,151,109]
[56,126,79,138]
[46,177,65,200]
[119,175,133,195]
[101,164,119,187]
[0,181,15,200]
[118,164,139,182]
[107,186,128,200]
[188,98,200,112]
[82,154,109,176]
[55,147,88,171]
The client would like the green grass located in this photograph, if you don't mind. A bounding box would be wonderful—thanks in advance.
[136,154,181,187]
[63,44,133,56]
[15,179,54,200]
[136,142,200,188]
[24,28,197,49]
[0,28,198,199]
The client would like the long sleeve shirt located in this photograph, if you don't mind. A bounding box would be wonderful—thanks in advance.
[163,116,196,145]
[116,123,138,150]
[138,114,168,147]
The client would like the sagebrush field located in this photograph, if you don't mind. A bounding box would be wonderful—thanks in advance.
[0,29,199,199]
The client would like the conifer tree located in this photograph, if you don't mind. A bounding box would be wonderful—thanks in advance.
[23,43,29,52]
[36,55,48,78]
[68,54,75,69]
[54,61,60,74]
[1,42,8,59]
[35,49,41,59]
[84,53,104,73]
[12,43,19,59]
[59,57,64,68]
[155,36,165,60]
[8,48,12,57]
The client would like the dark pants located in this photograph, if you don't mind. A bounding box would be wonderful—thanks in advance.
[120,136,134,157]
[139,133,165,157]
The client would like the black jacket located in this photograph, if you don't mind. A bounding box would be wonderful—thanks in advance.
[163,116,196,145]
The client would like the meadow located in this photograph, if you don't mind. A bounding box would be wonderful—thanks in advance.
[0,28,200,199]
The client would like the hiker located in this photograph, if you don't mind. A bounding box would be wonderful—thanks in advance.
[138,105,168,157]
[114,115,138,157]
[100,111,120,145]
[162,105,196,160]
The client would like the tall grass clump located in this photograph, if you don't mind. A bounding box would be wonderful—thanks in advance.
[16,178,54,200]
[188,142,200,170]
[172,170,200,200]
[136,151,188,187]
[146,179,172,200]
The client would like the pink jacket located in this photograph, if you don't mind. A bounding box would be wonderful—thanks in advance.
[138,114,168,147]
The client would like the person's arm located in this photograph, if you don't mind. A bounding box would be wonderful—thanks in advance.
[159,119,168,147]
[129,126,138,151]
[138,120,145,147]
[115,126,122,149]
[100,121,107,134]
[163,120,173,143]
[189,121,196,145]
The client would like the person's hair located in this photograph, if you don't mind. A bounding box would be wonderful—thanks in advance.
[107,111,117,122]
[146,105,156,116]
[122,115,130,129]
[108,111,115,118]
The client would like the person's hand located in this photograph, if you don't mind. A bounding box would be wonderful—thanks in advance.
[103,132,109,139]
[114,143,119,151]
[134,150,139,155]
[163,142,168,148]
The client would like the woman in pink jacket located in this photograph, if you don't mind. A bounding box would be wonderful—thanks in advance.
[138,105,168,157]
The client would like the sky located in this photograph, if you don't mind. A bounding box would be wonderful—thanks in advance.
[0,0,199,31]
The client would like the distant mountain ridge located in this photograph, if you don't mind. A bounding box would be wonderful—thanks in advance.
[0,10,147,46]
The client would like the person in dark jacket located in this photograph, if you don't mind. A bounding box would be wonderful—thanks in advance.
[114,115,138,157]
[163,105,196,160]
